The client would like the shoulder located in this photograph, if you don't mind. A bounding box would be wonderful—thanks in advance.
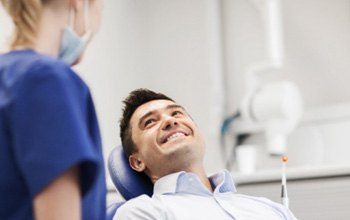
[115,195,166,220]
[25,53,82,86]
[2,50,85,89]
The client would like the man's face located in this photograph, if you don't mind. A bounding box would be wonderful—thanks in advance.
[129,99,206,179]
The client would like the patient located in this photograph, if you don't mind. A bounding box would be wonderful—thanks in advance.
[114,88,297,220]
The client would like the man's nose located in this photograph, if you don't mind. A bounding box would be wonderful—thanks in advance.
[162,117,178,130]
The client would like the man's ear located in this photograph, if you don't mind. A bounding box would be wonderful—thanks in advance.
[129,154,146,172]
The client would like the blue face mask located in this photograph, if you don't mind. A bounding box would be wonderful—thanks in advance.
[58,0,91,65]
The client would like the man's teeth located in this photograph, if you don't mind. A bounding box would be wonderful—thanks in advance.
[166,132,185,142]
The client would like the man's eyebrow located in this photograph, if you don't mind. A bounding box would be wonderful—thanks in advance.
[167,104,193,120]
[166,104,185,111]
[138,111,155,127]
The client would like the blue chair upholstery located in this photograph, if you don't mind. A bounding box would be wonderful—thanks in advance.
[106,145,153,219]
[106,202,124,220]
[108,145,153,200]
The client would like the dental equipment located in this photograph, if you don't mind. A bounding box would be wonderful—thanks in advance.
[221,0,303,158]
[239,81,303,155]
[281,155,289,208]
[240,0,302,155]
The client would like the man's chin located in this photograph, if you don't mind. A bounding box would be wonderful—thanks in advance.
[164,143,195,159]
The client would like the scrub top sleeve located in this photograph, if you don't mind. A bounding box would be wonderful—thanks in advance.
[10,63,99,199]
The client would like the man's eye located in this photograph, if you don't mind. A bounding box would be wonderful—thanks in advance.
[144,119,155,127]
[172,111,183,117]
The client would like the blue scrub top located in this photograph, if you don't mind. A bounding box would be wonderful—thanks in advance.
[0,49,106,220]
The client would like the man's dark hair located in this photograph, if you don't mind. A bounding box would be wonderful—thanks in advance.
[120,88,174,157]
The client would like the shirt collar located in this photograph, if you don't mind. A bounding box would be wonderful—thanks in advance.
[153,170,237,196]
[210,170,237,194]
[153,171,184,195]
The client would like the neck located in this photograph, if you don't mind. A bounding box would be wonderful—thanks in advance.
[189,166,213,193]
[34,2,70,57]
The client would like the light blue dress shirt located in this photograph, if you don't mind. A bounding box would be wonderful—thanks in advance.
[114,170,297,220]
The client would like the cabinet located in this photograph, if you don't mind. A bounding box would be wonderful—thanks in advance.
[234,166,350,220]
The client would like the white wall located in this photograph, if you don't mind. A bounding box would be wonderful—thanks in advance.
[0,6,13,50]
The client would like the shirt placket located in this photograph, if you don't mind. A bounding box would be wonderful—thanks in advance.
[213,193,238,220]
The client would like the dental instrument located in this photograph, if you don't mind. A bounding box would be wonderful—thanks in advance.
[281,155,289,208]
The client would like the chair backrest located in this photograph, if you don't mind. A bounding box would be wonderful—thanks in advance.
[108,145,153,200]
[106,202,124,220]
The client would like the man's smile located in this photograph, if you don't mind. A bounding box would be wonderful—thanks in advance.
[160,130,190,144]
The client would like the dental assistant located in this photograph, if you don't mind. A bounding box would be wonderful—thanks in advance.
[0,0,105,220]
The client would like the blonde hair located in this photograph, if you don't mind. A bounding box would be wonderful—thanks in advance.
[1,0,42,48]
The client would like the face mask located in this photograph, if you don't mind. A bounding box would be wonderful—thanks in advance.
[58,0,91,65]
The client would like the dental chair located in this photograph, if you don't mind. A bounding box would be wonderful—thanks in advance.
[106,145,153,220]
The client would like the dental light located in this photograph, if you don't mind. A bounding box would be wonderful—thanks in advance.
[238,80,303,155]
[221,0,303,158]
[238,0,303,155]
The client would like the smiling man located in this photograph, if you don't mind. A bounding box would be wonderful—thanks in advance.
[114,88,297,220]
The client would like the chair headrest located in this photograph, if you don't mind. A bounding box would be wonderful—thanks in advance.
[108,145,153,200]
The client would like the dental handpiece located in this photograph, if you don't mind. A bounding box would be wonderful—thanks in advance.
[281,156,289,208]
